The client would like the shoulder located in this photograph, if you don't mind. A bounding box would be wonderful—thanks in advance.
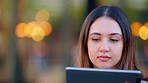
[141,80,148,83]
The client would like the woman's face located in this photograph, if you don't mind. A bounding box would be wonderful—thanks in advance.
[87,16,123,69]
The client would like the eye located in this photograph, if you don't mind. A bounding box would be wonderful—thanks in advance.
[92,38,100,42]
[110,39,119,42]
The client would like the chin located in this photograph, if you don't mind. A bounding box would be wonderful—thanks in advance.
[94,65,112,69]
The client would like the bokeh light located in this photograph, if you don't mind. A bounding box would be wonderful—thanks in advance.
[31,27,44,42]
[24,21,39,38]
[139,26,148,40]
[131,22,142,37]
[144,22,148,28]
[15,23,26,38]
[35,9,49,22]
[15,9,52,42]
[40,21,52,36]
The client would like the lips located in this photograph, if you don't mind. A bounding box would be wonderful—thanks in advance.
[97,56,111,62]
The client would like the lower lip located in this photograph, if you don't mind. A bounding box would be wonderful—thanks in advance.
[98,57,110,62]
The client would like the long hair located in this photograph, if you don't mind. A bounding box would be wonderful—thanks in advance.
[77,6,139,70]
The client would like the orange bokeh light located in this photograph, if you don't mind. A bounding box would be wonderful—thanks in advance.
[15,16,52,41]
[31,27,44,41]
[139,26,148,40]
[144,22,148,28]
[131,22,142,37]
[40,21,52,36]
[35,9,49,22]
[24,21,40,37]
[15,22,26,38]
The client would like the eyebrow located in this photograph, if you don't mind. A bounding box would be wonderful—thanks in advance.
[89,32,122,37]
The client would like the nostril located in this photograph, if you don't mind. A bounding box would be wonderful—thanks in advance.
[100,49,108,52]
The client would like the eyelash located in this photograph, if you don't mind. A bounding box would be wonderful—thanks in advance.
[92,39,99,42]
[92,38,100,42]
[110,39,119,42]
[91,38,119,42]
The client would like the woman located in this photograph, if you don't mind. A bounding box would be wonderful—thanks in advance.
[76,6,147,82]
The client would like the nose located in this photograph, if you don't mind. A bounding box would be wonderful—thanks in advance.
[99,41,110,53]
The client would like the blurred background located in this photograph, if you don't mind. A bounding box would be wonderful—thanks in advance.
[0,0,148,83]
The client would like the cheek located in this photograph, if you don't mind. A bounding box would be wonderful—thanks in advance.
[87,42,95,57]
[112,44,123,61]
[119,44,123,56]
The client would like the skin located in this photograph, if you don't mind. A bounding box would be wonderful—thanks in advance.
[87,16,123,69]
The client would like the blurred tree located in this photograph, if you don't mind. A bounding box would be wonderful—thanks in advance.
[10,0,24,83]
[87,0,97,13]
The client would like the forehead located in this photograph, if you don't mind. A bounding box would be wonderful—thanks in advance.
[89,16,122,35]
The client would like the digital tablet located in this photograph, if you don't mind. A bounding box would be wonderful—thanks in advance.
[66,67,141,83]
